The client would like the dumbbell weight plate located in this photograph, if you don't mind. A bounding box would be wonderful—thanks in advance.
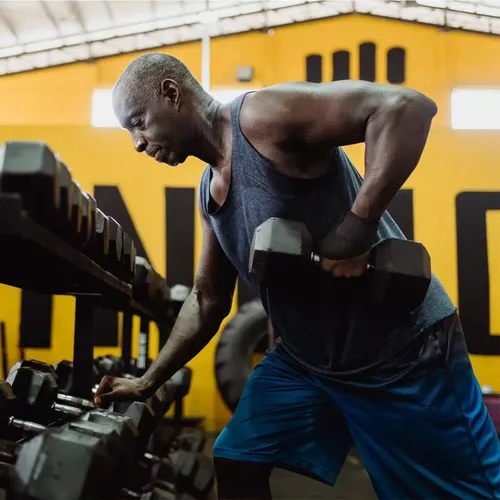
[93,208,110,264]
[369,238,431,313]
[12,427,119,500]
[249,217,314,284]
[70,180,84,244]
[122,233,137,283]
[108,217,124,275]
[0,141,62,225]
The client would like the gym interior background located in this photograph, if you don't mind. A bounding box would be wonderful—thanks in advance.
[0,0,500,435]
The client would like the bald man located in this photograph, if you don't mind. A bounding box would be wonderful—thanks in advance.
[94,53,500,500]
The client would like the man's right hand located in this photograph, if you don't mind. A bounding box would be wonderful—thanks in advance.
[93,375,154,407]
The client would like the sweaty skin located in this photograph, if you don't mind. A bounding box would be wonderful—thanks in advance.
[94,72,437,405]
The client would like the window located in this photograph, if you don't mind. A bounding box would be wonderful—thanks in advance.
[91,89,119,128]
[451,89,500,130]
[91,87,257,128]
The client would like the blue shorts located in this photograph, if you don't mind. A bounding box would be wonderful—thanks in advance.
[213,314,500,499]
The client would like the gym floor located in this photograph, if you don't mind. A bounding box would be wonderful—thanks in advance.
[204,434,377,499]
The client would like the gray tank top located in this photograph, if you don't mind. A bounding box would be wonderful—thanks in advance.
[200,93,457,379]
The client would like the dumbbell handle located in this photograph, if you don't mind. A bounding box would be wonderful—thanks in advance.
[9,417,47,434]
[57,393,94,410]
[52,401,85,418]
[310,252,374,271]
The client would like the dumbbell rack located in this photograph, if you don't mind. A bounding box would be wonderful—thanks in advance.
[0,193,156,398]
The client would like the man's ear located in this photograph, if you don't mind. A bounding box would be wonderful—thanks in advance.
[161,79,181,109]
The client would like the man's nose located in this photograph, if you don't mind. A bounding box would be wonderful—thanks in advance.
[134,135,147,153]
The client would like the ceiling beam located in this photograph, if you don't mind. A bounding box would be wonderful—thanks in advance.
[69,1,88,33]
[0,7,19,41]
[103,0,114,23]
[40,1,61,36]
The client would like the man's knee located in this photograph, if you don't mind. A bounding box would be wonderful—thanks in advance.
[214,457,273,500]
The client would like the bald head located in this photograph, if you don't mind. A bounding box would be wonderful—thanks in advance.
[112,53,209,167]
[113,52,202,105]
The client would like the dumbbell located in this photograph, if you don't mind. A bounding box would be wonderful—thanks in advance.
[168,450,215,499]
[54,359,100,395]
[122,233,138,283]
[19,359,95,409]
[154,277,171,313]
[107,216,124,275]
[0,141,81,243]
[133,257,161,306]
[173,428,207,454]
[84,207,110,265]
[0,381,49,438]
[168,285,191,320]
[249,217,432,312]
[6,361,86,424]
[82,191,97,249]
[12,421,130,500]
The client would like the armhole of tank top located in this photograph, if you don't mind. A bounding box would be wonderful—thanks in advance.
[198,166,211,221]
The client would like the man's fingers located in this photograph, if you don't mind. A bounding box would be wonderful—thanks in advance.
[93,376,114,404]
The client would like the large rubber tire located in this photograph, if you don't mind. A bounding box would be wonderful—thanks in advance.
[214,299,269,413]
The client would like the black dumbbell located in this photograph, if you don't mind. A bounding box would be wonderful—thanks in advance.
[173,428,207,453]
[168,285,191,319]
[169,450,215,499]
[87,207,111,265]
[12,423,127,500]
[54,359,100,394]
[154,277,171,314]
[110,384,174,451]
[0,381,49,438]
[107,217,124,275]
[0,141,77,237]
[122,233,137,283]
[70,180,84,244]
[13,360,95,411]
[133,257,160,305]
[249,217,431,312]
[6,361,86,423]
[82,191,97,252]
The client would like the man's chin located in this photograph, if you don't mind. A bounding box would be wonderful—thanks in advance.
[165,155,187,167]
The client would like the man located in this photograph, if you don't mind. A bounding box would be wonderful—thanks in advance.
[95,52,500,499]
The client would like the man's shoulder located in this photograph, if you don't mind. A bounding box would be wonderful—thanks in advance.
[238,83,308,144]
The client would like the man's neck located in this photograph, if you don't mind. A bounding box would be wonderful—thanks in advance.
[191,94,230,167]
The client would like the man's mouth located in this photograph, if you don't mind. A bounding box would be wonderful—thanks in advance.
[154,150,162,162]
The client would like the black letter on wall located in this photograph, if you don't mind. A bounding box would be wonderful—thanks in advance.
[456,192,500,355]
[165,188,195,288]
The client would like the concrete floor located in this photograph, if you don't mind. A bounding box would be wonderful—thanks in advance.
[204,434,377,500]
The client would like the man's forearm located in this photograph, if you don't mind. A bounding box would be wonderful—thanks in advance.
[140,287,227,393]
[351,91,438,221]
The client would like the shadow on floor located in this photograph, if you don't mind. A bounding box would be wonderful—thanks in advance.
[204,433,377,500]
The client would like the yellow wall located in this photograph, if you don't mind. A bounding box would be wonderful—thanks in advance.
[1,15,500,431]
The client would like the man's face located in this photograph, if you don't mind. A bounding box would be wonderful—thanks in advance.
[113,83,190,167]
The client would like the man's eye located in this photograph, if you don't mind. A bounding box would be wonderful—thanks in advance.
[132,118,143,128]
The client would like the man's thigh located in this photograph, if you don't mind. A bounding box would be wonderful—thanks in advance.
[213,349,352,486]
[335,314,500,499]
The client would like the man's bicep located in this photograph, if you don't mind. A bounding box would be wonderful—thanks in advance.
[195,207,237,312]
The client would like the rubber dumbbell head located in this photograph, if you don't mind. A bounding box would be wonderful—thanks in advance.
[12,426,120,500]
[368,238,432,312]
[7,361,84,422]
[107,217,124,275]
[0,141,62,226]
[122,233,137,282]
[249,217,314,284]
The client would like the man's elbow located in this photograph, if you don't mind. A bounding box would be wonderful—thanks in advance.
[393,88,438,122]
[194,285,232,322]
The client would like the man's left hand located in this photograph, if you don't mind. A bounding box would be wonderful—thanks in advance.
[320,251,370,278]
